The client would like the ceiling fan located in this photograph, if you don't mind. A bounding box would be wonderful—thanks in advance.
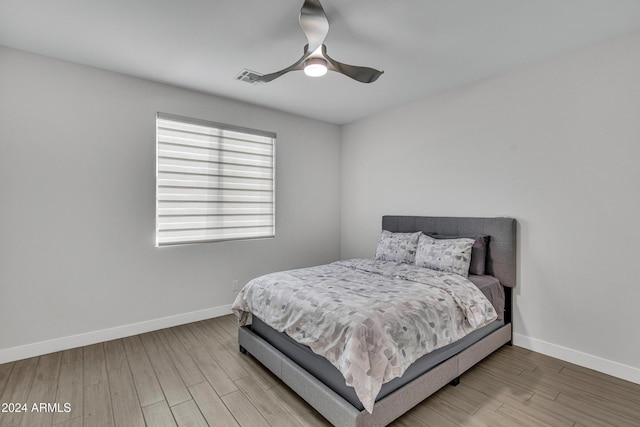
[246,0,384,84]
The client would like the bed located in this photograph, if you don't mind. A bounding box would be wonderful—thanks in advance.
[233,215,517,426]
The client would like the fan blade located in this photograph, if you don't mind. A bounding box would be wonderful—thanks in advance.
[322,45,384,83]
[299,0,330,54]
[252,48,308,83]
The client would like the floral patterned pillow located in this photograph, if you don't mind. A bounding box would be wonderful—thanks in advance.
[415,234,475,277]
[430,233,490,275]
[374,230,422,264]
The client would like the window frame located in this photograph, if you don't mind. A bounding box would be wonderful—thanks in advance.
[155,112,276,246]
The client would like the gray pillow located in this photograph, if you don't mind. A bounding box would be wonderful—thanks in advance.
[429,233,490,275]
[374,230,422,264]
[415,234,475,277]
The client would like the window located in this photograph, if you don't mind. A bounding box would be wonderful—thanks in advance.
[156,113,275,246]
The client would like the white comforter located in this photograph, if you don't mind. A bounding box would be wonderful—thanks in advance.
[232,259,497,413]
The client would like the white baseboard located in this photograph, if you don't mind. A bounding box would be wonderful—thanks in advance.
[513,333,640,385]
[0,304,233,364]
[6,316,638,387]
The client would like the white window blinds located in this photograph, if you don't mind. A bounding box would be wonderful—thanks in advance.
[156,113,275,246]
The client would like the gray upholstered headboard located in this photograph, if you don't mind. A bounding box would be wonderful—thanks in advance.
[382,215,517,288]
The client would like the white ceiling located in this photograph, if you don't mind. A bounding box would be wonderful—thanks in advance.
[2,0,640,124]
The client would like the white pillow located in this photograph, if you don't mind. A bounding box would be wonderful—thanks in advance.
[415,234,475,277]
[374,230,422,264]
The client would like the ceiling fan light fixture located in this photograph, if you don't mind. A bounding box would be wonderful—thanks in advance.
[304,57,328,77]
[245,0,383,83]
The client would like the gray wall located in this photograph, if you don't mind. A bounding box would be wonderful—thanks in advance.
[341,32,640,381]
[3,31,640,384]
[0,46,341,357]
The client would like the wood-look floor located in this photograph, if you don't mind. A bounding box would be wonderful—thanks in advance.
[1,315,639,427]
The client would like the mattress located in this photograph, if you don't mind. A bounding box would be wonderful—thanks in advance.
[251,316,504,410]
[248,274,505,410]
[468,274,505,320]
[234,259,499,411]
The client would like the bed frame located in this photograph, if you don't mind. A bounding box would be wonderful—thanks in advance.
[238,215,517,426]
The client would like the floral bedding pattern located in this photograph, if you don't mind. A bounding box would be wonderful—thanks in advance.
[415,234,475,277]
[373,230,422,264]
[232,259,497,413]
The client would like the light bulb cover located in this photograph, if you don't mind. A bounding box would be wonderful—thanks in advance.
[304,58,328,77]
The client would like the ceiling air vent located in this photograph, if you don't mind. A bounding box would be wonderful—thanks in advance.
[236,69,264,85]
